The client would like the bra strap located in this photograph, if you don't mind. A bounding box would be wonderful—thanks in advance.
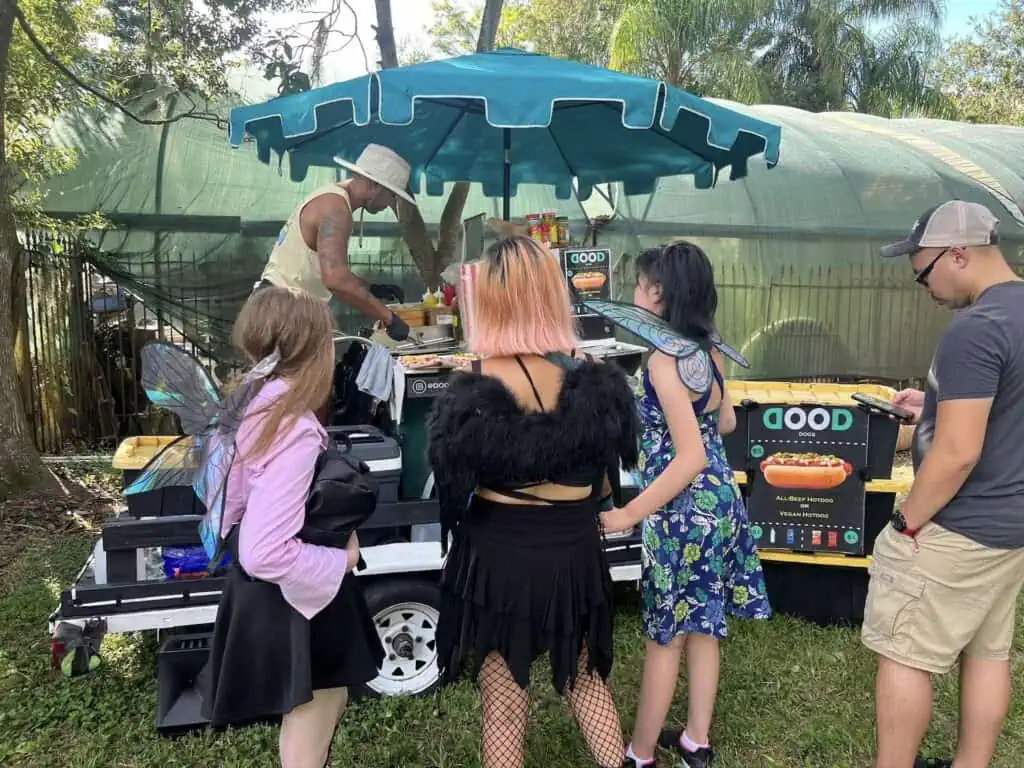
[514,355,545,410]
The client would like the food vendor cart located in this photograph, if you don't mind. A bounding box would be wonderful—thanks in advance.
[47,44,793,737]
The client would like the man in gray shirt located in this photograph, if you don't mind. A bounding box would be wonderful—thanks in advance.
[862,200,1024,768]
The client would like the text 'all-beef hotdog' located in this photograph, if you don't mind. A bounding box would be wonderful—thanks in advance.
[760,452,853,490]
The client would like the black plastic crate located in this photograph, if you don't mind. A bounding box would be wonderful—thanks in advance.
[122,469,207,518]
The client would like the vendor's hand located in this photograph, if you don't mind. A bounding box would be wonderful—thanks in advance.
[600,506,638,534]
[345,532,361,572]
[892,388,925,424]
[386,312,410,341]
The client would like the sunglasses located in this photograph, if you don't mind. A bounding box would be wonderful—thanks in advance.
[914,247,954,286]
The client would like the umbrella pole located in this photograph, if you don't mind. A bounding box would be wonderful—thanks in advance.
[502,128,511,222]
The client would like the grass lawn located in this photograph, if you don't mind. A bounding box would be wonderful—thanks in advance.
[2,460,1023,767]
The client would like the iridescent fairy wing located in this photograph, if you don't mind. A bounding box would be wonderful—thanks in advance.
[676,349,714,393]
[195,349,282,560]
[196,428,237,561]
[123,435,202,496]
[138,340,222,435]
[710,332,750,369]
[579,299,701,358]
[123,341,221,497]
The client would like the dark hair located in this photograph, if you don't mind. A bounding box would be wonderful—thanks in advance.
[635,241,717,347]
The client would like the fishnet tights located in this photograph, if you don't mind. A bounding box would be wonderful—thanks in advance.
[478,649,625,768]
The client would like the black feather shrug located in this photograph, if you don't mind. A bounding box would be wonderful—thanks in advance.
[427,360,640,553]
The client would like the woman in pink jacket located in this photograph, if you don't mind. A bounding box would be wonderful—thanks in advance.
[202,286,383,768]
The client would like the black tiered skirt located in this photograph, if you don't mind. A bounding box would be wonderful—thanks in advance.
[200,536,384,728]
[436,497,616,693]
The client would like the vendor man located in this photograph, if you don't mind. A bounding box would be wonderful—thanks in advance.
[257,143,415,341]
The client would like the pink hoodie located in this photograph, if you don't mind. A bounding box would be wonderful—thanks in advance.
[221,378,349,619]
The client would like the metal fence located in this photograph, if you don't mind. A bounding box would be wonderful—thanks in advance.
[710,260,946,385]
[17,230,218,454]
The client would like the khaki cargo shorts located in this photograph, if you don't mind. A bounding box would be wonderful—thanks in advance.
[862,522,1024,674]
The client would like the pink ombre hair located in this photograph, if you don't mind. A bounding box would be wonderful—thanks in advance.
[470,235,579,358]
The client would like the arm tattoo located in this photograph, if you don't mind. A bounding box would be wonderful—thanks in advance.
[316,212,349,277]
[315,208,391,323]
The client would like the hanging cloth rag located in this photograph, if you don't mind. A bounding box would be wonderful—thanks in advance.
[355,343,395,402]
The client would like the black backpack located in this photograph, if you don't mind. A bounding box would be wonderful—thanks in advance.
[298,433,379,561]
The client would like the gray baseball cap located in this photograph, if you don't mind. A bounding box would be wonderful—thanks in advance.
[881,200,1000,258]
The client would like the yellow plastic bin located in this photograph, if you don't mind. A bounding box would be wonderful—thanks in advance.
[113,436,204,518]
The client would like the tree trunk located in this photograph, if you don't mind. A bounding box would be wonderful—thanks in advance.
[477,0,504,52]
[375,0,505,287]
[0,5,55,499]
[373,0,399,69]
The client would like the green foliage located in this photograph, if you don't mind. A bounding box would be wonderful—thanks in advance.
[935,0,1024,126]
[609,0,772,100]
[421,0,626,67]
[101,0,304,101]
[6,0,108,225]
[425,0,487,57]
[759,0,945,114]
[848,26,951,118]
[419,0,949,116]
[5,0,307,231]
[502,0,624,66]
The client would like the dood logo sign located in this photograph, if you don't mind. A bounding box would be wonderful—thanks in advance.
[409,377,449,398]
[762,406,853,433]
[568,250,607,266]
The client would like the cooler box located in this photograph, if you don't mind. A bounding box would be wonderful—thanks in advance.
[325,425,402,503]
[114,436,206,518]
[722,381,901,480]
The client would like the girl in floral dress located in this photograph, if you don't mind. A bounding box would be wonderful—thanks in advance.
[601,242,772,768]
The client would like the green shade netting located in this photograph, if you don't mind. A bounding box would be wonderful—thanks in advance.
[40,95,1024,380]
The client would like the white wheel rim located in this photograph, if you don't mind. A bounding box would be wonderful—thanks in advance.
[366,600,440,696]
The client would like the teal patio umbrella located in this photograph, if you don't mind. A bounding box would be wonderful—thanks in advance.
[228,48,782,218]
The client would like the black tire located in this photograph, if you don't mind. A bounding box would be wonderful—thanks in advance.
[355,577,441,700]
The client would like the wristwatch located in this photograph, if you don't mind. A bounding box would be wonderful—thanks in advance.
[892,510,919,537]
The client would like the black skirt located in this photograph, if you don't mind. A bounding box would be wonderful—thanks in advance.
[201,550,384,728]
[436,496,615,694]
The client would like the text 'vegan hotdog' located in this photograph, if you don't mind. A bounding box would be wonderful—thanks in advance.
[570,271,607,292]
[760,452,853,490]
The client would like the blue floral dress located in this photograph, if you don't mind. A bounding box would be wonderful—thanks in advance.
[637,367,772,644]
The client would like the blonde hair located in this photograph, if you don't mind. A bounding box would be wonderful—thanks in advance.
[470,235,578,357]
[231,287,334,458]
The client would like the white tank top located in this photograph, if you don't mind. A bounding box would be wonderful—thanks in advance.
[261,185,351,302]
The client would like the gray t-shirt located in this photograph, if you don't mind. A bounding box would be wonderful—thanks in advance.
[913,281,1024,548]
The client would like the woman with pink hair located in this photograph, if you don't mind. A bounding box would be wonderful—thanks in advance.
[428,235,640,768]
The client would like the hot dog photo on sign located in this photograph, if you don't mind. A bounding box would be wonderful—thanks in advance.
[570,271,607,292]
[562,248,612,310]
[759,452,854,490]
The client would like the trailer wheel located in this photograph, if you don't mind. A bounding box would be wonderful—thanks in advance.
[358,578,441,699]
